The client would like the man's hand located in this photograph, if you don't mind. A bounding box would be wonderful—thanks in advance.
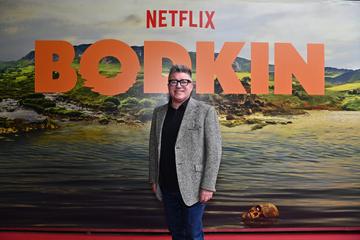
[151,183,157,193]
[199,189,214,203]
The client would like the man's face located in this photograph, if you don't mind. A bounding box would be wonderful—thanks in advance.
[168,72,193,103]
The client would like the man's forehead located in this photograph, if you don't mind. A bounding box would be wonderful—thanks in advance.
[170,72,192,80]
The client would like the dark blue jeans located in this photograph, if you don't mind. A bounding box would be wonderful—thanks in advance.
[161,187,206,240]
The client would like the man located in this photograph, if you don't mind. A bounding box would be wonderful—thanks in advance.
[149,64,222,240]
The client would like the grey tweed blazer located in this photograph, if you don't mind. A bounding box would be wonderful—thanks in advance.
[149,97,222,206]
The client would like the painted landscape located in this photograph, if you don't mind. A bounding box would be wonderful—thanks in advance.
[0,44,359,136]
[0,44,359,228]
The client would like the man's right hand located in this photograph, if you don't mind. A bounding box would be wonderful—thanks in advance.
[151,183,157,193]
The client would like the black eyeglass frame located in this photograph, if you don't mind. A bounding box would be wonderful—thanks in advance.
[168,79,192,87]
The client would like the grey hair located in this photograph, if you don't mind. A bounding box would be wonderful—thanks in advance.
[168,64,192,80]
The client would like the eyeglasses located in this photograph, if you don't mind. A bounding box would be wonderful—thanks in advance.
[168,79,192,87]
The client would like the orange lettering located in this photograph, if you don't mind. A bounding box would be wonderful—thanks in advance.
[79,39,140,96]
[34,40,325,96]
[251,42,269,94]
[144,41,191,93]
[196,42,246,94]
[274,43,324,95]
[35,40,77,93]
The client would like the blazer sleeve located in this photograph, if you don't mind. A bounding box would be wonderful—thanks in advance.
[149,107,158,184]
[201,106,222,192]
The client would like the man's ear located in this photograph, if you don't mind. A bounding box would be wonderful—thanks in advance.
[190,82,195,91]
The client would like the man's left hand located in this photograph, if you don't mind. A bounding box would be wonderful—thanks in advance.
[199,189,214,203]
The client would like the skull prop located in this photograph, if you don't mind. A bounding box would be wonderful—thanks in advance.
[242,203,279,220]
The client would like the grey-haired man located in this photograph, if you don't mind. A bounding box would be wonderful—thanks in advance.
[149,64,222,240]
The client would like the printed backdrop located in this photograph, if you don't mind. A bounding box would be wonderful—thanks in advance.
[0,0,359,229]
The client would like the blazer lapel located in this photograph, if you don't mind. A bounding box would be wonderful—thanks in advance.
[156,104,168,162]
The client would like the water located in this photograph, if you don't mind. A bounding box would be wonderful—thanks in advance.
[0,111,359,228]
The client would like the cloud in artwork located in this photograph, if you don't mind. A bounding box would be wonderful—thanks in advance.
[0,0,359,69]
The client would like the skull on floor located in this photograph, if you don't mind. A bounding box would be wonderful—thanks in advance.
[242,203,279,220]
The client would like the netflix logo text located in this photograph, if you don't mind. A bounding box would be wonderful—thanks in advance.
[146,10,215,29]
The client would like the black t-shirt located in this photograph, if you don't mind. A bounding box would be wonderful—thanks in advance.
[159,97,190,192]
